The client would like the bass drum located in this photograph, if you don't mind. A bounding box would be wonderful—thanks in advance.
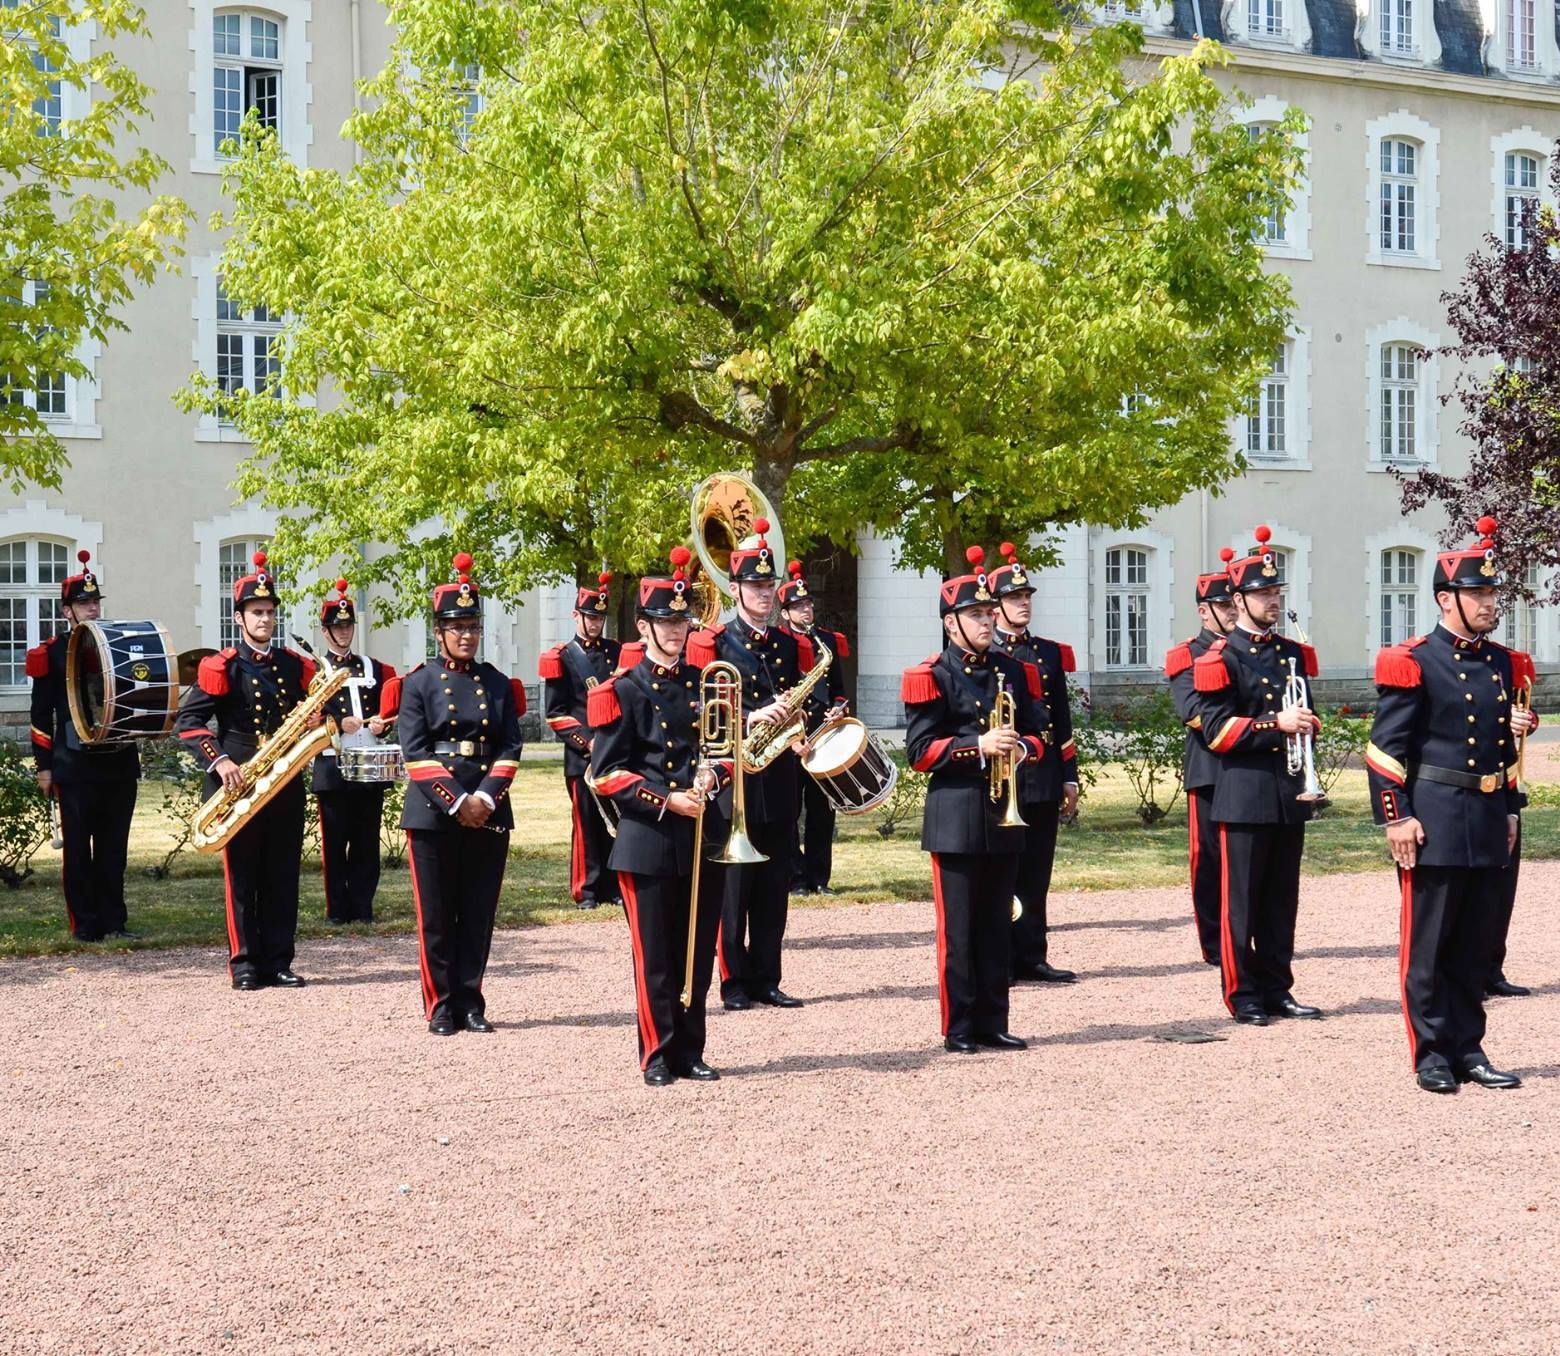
[66,620,180,746]
[800,716,899,816]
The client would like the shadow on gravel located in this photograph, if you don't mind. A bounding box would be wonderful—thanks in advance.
[802,982,940,1006]
[785,930,931,952]
[1512,1064,1560,1081]
[718,1046,951,1077]
[1051,915,1190,935]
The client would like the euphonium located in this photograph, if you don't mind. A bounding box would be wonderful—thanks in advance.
[989,675,1029,830]
[743,633,834,772]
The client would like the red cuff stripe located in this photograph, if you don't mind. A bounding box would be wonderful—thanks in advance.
[911,736,955,773]
[1365,750,1407,786]
[1207,717,1252,754]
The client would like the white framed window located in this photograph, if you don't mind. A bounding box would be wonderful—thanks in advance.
[215,279,282,422]
[1510,0,1537,68]
[0,538,71,689]
[1491,133,1554,250]
[1248,0,1285,37]
[1366,113,1440,269]
[1249,125,1288,245]
[1503,564,1539,655]
[5,281,65,419]
[458,62,482,140]
[1104,547,1149,669]
[1366,320,1440,470]
[1490,0,1559,75]
[1231,328,1310,469]
[1380,344,1419,462]
[1091,0,1173,30]
[2,278,102,440]
[1379,549,1420,646]
[1246,345,1288,458]
[1238,99,1311,260]
[217,537,285,649]
[1381,0,1415,53]
[211,10,282,156]
[189,0,313,175]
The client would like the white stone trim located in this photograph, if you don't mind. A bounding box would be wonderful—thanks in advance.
[1364,527,1438,658]
[1090,0,1174,32]
[1219,0,1312,57]
[1237,97,1311,261]
[1365,317,1440,471]
[193,505,281,647]
[1485,0,1560,79]
[1365,110,1441,271]
[0,501,104,693]
[1489,128,1555,246]
[1226,521,1313,641]
[1090,528,1173,672]
[1357,0,1442,65]
[187,0,314,176]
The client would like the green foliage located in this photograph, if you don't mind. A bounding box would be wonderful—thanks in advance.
[0,742,51,888]
[1075,690,1185,825]
[1316,706,1372,798]
[185,0,1298,608]
[138,740,207,879]
[874,756,928,840]
[1,0,187,488]
[380,779,409,868]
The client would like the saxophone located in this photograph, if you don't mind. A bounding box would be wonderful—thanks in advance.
[192,662,350,853]
[742,633,833,773]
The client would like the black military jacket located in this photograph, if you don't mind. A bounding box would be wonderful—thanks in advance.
[687,617,811,826]
[781,625,849,736]
[176,644,315,795]
[903,643,1049,854]
[541,634,622,777]
[311,651,397,794]
[993,628,1078,805]
[397,657,525,832]
[589,655,733,876]
[1186,626,1317,827]
[1165,628,1223,794]
[27,633,140,783]
[1366,626,1523,868]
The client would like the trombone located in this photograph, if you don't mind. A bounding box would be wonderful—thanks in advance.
[988,675,1029,831]
[1284,611,1327,806]
[681,661,767,1009]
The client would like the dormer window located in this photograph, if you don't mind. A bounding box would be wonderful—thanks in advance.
[1248,0,1285,38]
[1381,0,1415,54]
[1090,0,1173,31]
[1509,0,1538,68]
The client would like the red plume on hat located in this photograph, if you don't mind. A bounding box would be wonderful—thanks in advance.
[965,544,985,567]
[78,549,91,565]
[788,559,803,578]
[1219,547,1235,564]
[669,544,691,580]
[335,577,349,595]
[1000,541,1017,564]
[598,570,612,587]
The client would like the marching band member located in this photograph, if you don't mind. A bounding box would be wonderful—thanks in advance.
[589,547,734,1085]
[27,550,141,943]
[1367,518,1536,1093]
[990,541,1079,984]
[540,572,622,910]
[175,552,313,989]
[1188,526,1323,1027]
[778,559,848,896]
[311,579,396,925]
[902,546,1049,1054]
[687,519,811,1011]
[393,553,524,1035]
[1164,552,1238,966]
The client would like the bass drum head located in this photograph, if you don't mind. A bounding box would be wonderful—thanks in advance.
[803,718,868,776]
[67,621,179,746]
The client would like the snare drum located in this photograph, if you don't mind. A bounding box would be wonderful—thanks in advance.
[337,742,406,784]
[66,620,179,746]
[800,717,899,816]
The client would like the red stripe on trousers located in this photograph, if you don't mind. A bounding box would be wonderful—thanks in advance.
[318,806,332,915]
[1218,823,1237,1014]
[1398,867,1417,1068]
[618,873,660,1069]
[568,780,586,903]
[929,853,950,1036]
[715,918,729,983]
[221,847,240,978]
[406,833,438,1020]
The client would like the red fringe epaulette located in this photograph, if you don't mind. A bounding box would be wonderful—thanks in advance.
[1374,646,1422,688]
[616,641,646,672]
[901,659,940,706]
[1023,661,1043,699]
[1057,643,1077,674]
[538,646,564,680]
[1164,642,1193,679]
[197,652,231,696]
[510,677,528,715]
[586,678,621,726]
[1193,643,1230,692]
[834,631,851,660]
[1298,642,1319,678]
[1509,649,1536,689]
[296,654,318,689]
[685,626,721,668]
[24,644,49,678]
[379,675,401,717]
[796,632,816,673]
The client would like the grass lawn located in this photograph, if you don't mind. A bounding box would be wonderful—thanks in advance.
[2,760,1553,959]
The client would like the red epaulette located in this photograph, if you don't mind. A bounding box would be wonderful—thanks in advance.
[1057,642,1077,674]
[616,641,646,672]
[538,645,564,680]
[510,677,528,715]
[379,661,398,680]
[796,631,816,673]
[1164,641,1194,679]
[1193,638,1230,693]
[901,657,941,705]
[24,643,50,679]
[295,652,317,689]
[197,651,232,696]
[830,630,850,660]
[1298,642,1319,679]
[379,674,401,717]
[1022,661,1043,700]
[586,677,621,726]
[685,626,722,668]
[1508,648,1537,689]
[1374,644,1423,688]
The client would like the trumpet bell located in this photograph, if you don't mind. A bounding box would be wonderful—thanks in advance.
[711,827,769,865]
[997,799,1030,830]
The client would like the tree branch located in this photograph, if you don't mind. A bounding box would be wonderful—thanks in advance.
[658,390,754,444]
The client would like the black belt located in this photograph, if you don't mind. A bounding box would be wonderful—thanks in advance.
[434,739,490,757]
[1407,762,1504,794]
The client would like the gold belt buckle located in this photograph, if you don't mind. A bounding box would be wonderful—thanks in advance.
[1479,772,1499,793]
[458,740,476,757]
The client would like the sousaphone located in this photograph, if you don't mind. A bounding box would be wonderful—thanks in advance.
[686,472,785,627]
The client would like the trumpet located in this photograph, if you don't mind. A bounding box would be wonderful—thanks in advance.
[988,675,1029,830]
[1513,681,1533,795]
[682,661,767,1009]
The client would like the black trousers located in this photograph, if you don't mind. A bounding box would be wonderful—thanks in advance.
[56,777,137,940]
[222,777,305,981]
[792,774,836,891]
[408,827,509,1022]
[318,786,386,922]
[718,818,794,1000]
[618,862,726,1072]
[1010,800,1061,970]
[566,774,618,905]
[1186,788,1222,965]
[931,851,1020,1038]
[1398,864,1503,1073]
[1489,823,1520,985]
[1217,821,1304,1012]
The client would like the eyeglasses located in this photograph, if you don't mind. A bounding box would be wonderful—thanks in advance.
[440,622,482,636]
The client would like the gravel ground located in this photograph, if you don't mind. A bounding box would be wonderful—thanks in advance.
[3,862,1558,1356]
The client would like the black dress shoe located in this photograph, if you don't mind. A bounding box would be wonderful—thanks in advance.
[722,993,753,1011]
[462,1012,496,1034]
[679,1061,721,1081]
[1265,996,1323,1020]
[1460,1062,1522,1089]
[576,899,600,911]
[943,1035,980,1054]
[73,933,104,944]
[974,1032,1028,1050]
[1232,1006,1269,1026]
[231,973,263,992]
[269,970,306,988]
[1201,953,1221,967]
[754,986,803,1008]
[1486,978,1531,998]
[1416,1067,1458,1094]
[105,928,142,941]
[643,1060,676,1086]
[815,886,838,897]
[428,1015,457,1036]
[1014,962,1077,984]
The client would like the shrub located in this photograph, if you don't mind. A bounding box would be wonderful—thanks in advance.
[140,739,208,880]
[874,755,928,839]
[0,741,50,888]
[1315,706,1372,797]
[1076,690,1186,825]
[380,779,409,868]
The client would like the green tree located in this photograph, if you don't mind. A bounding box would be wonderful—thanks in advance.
[2,0,187,490]
[189,0,1297,604]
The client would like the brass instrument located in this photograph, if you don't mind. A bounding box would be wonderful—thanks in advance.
[49,795,62,850]
[576,675,620,838]
[683,660,767,1009]
[1283,611,1327,806]
[743,633,835,773]
[192,661,350,853]
[687,472,786,629]
[1513,682,1533,795]
[988,675,1029,830]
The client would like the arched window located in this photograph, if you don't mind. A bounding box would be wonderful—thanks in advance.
[1501,149,1545,249]
[0,537,71,688]
[212,10,284,156]
[218,537,285,649]
[1503,564,1539,654]
[1379,343,1421,462]
[1367,320,1439,469]
[1379,548,1421,646]
[1367,114,1440,269]
[1379,138,1419,254]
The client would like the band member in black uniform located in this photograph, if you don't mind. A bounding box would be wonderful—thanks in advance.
[175,551,314,989]
[310,578,397,925]
[902,546,1049,1054]
[1164,550,1237,966]
[1188,525,1322,1027]
[778,559,848,896]
[397,552,525,1035]
[590,547,735,1085]
[27,550,140,943]
[989,540,1079,984]
[687,518,812,1011]
[1366,517,1537,1093]
[1487,648,1536,999]
[540,571,622,910]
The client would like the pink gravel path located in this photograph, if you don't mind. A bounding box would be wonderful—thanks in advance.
[3,865,1558,1355]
